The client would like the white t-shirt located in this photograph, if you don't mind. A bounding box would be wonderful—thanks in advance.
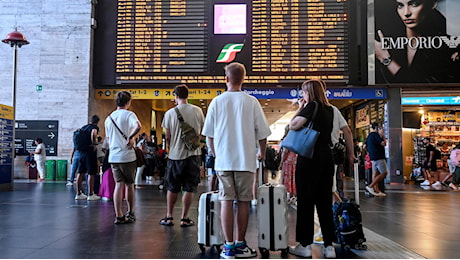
[34,143,46,162]
[202,91,271,172]
[105,109,140,163]
[162,103,205,160]
[331,105,348,145]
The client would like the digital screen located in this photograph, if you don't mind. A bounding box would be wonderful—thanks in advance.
[96,0,350,86]
[214,4,247,34]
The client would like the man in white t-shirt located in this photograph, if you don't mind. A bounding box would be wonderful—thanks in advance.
[105,91,141,224]
[33,138,46,180]
[202,62,271,259]
[159,84,205,228]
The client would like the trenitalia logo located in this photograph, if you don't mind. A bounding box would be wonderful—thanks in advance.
[216,43,244,63]
[381,36,460,50]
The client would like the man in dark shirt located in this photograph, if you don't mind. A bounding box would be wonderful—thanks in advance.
[75,115,101,201]
[420,138,442,188]
[365,122,387,197]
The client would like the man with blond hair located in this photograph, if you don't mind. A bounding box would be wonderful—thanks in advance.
[202,62,271,259]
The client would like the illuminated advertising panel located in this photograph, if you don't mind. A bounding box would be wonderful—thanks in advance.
[374,0,460,84]
[214,4,247,34]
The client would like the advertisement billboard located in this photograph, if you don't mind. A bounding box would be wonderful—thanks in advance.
[374,0,460,84]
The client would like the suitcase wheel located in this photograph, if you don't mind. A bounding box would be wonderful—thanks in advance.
[259,247,269,258]
[281,248,289,258]
[198,244,205,254]
[354,244,367,250]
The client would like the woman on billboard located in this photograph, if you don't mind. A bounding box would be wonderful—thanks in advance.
[375,0,460,83]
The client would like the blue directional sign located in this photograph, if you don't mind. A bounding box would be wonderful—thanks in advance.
[402,96,460,105]
[242,87,386,99]
[0,104,14,184]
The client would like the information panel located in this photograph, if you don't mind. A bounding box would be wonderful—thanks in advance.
[115,0,349,85]
[0,104,14,184]
[15,121,58,156]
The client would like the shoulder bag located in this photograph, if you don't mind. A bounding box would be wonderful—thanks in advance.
[280,101,320,159]
[109,116,145,167]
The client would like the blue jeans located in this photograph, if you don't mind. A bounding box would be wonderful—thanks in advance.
[69,150,81,182]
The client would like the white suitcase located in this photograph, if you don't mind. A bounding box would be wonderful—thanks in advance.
[197,191,224,253]
[257,183,289,258]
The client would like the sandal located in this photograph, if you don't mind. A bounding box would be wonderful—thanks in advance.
[180,218,195,227]
[114,216,132,224]
[125,211,136,222]
[160,216,174,226]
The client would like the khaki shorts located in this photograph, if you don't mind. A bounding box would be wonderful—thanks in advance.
[217,171,253,202]
[111,161,137,184]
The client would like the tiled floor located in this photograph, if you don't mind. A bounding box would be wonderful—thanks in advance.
[0,176,458,259]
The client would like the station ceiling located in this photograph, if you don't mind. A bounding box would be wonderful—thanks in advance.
[151,98,355,125]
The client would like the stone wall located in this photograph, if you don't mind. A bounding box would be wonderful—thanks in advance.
[0,0,93,178]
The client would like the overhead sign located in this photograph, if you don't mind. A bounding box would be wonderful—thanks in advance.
[96,87,386,100]
[243,88,386,100]
[402,96,460,105]
[95,89,225,100]
[15,121,58,156]
[0,104,14,184]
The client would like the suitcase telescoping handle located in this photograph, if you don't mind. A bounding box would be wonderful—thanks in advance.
[258,159,264,186]
[353,160,360,205]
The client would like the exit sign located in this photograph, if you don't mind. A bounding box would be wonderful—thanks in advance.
[36,85,42,92]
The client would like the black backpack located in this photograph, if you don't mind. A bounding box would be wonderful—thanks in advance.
[434,149,442,160]
[73,125,92,151]
[333,199,367,250]
[265,147,279,170]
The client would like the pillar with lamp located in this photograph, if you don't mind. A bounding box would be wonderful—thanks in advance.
[2,28,29,190]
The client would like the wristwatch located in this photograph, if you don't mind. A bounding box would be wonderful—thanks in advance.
[381,56,392,66]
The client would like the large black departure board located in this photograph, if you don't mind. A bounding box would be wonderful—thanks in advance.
[112,0,349,85]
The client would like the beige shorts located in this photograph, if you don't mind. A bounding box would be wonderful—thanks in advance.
[217,171,253,201]
[111,161,137,184]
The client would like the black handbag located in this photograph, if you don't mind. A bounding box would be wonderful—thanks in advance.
[280,101,319,159]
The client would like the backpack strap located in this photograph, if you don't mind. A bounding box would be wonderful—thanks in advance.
[110,116,128,140]
[174,107,185,123]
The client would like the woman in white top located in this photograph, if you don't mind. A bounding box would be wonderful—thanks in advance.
[33,138,46,180]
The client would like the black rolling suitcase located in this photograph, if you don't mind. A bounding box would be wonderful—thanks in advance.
[332,162,367,250]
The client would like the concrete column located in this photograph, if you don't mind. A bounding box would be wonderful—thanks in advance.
[386,88,404,183]
[155,111,165,147]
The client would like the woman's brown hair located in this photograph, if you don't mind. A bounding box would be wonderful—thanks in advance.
[301,79,331,106]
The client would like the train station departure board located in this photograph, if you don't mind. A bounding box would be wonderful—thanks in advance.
[114,0,349,85]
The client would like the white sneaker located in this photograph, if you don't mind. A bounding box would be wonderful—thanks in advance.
[324,245,336,258]
[251,199,257,206]
[420,180,431,186]
[66,181,73,186]
[376,192,387,197]
[432,181,442,188]
[87,194,101,201]
[365,186,378,196]
[75,193,87,200]
[449,183,459,191]
[289,244,312,258]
